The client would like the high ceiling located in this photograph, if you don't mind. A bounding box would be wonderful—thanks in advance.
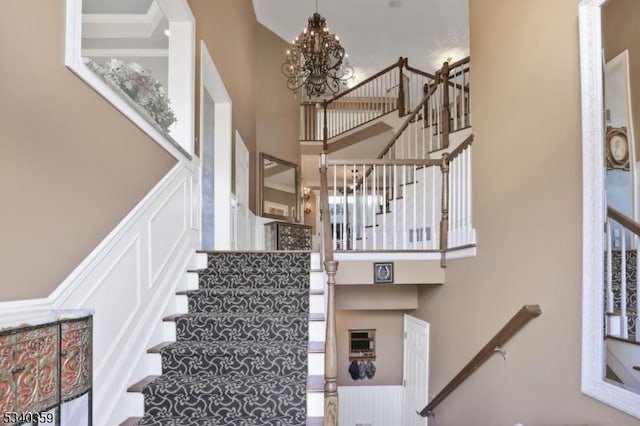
[252,0,469,80]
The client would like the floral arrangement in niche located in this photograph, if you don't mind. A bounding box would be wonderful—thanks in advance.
[84,58,177,133]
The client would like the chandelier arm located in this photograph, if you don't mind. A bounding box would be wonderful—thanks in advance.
[281,9,351,98]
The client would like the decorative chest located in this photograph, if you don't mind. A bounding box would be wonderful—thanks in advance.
[0,313,93,425]
[264,221,312,251]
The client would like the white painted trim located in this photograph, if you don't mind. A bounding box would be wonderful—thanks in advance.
[82,1,164,39]
[82,48,169,57]
[200,40,233,250]
[445,246,477,259]
[65,0,195,161]
[335,252,441,261]
[0,162,200,425]
[580,0,640,419]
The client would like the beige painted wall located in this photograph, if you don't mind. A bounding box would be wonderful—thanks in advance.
[603,0,640,161]
[0,0,176,302]
[188,2,299,213]
[188,0,258,210]
[336,285,417,310]
[255,23,301,215]
[255,24,301,165]
[411,0,639,424]
[336,310,404,386]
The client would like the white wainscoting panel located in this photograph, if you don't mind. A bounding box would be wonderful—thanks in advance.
[338,385,403,426]
[0,163,200,426]
[148,179,188,286]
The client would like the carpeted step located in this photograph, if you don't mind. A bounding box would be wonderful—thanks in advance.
[184,288,309,314]
[141,371,306,420]
[197,270,310,290]
[169,312,308,342]
[202,251,310,272]
[159,340,308,376]
[132,414,310,425]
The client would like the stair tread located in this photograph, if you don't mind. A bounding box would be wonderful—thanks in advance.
[119,417,141,426]
[150,340,323,354]
[164,312,311,321]
[142,371,309,394]
[129,372,324,394]
[309,288,324,295]
[176,287,310,296]
[127,415,323,426]
[128,375,160,392]
[309,313,325,321]
[151,340,308,354]
[308,341,325,353]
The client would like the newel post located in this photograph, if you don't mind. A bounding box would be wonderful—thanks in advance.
[398,57,405,117]
[439,154,450,268]
[324,259,339,426]
[440,61,451,149]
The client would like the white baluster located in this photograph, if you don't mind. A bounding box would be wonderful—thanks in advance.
[393,165,397,250]
[402,164,407,249]
[373,165,377,250]
[383,164,387,250]
[342,164,347,251]
[621,226,628,339]
[362,163,367,250]
[352,164,356,251]
[332,165,337,250]
[413,164,417,250]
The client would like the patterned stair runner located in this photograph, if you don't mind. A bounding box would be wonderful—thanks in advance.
[606,251,638,337]
[133,251,310,425]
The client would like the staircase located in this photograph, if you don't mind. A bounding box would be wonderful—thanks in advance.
[122,251,324,426]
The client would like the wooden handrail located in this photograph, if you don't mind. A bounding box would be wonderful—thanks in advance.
[328,158,441,167]
[607,206,640,237]
[418,305,542,417]
[448,55,470,69]
[378,82,440,159]
[324,58,404,104]
[404,60,438,80]
[445,134,474,163]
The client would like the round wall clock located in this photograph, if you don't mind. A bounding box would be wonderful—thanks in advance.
[605,126,630,170]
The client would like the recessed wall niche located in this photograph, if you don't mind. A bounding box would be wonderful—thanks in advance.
[65,0,195,159]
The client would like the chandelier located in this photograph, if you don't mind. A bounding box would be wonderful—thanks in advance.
[281,2,353,97]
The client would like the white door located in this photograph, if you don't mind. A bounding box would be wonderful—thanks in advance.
[235,132,250,250]
[403,314,429,426]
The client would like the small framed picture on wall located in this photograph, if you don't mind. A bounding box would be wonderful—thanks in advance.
[373,262,394,284]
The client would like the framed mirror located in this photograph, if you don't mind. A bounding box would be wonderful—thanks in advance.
[580,0,640,419]
[260,153,300,222]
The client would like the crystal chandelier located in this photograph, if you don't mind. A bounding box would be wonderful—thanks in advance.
[281,1,353,97]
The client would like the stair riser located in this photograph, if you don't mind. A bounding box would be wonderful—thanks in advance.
[198,273,309,290]
[160,351,307,376]
[309,320,326,342]
[136,415,309,426]
[308,352,324,376]
[205,252,310,272]
[143,388,306,418]
[175,317,308,342]
[188,295,309,314]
